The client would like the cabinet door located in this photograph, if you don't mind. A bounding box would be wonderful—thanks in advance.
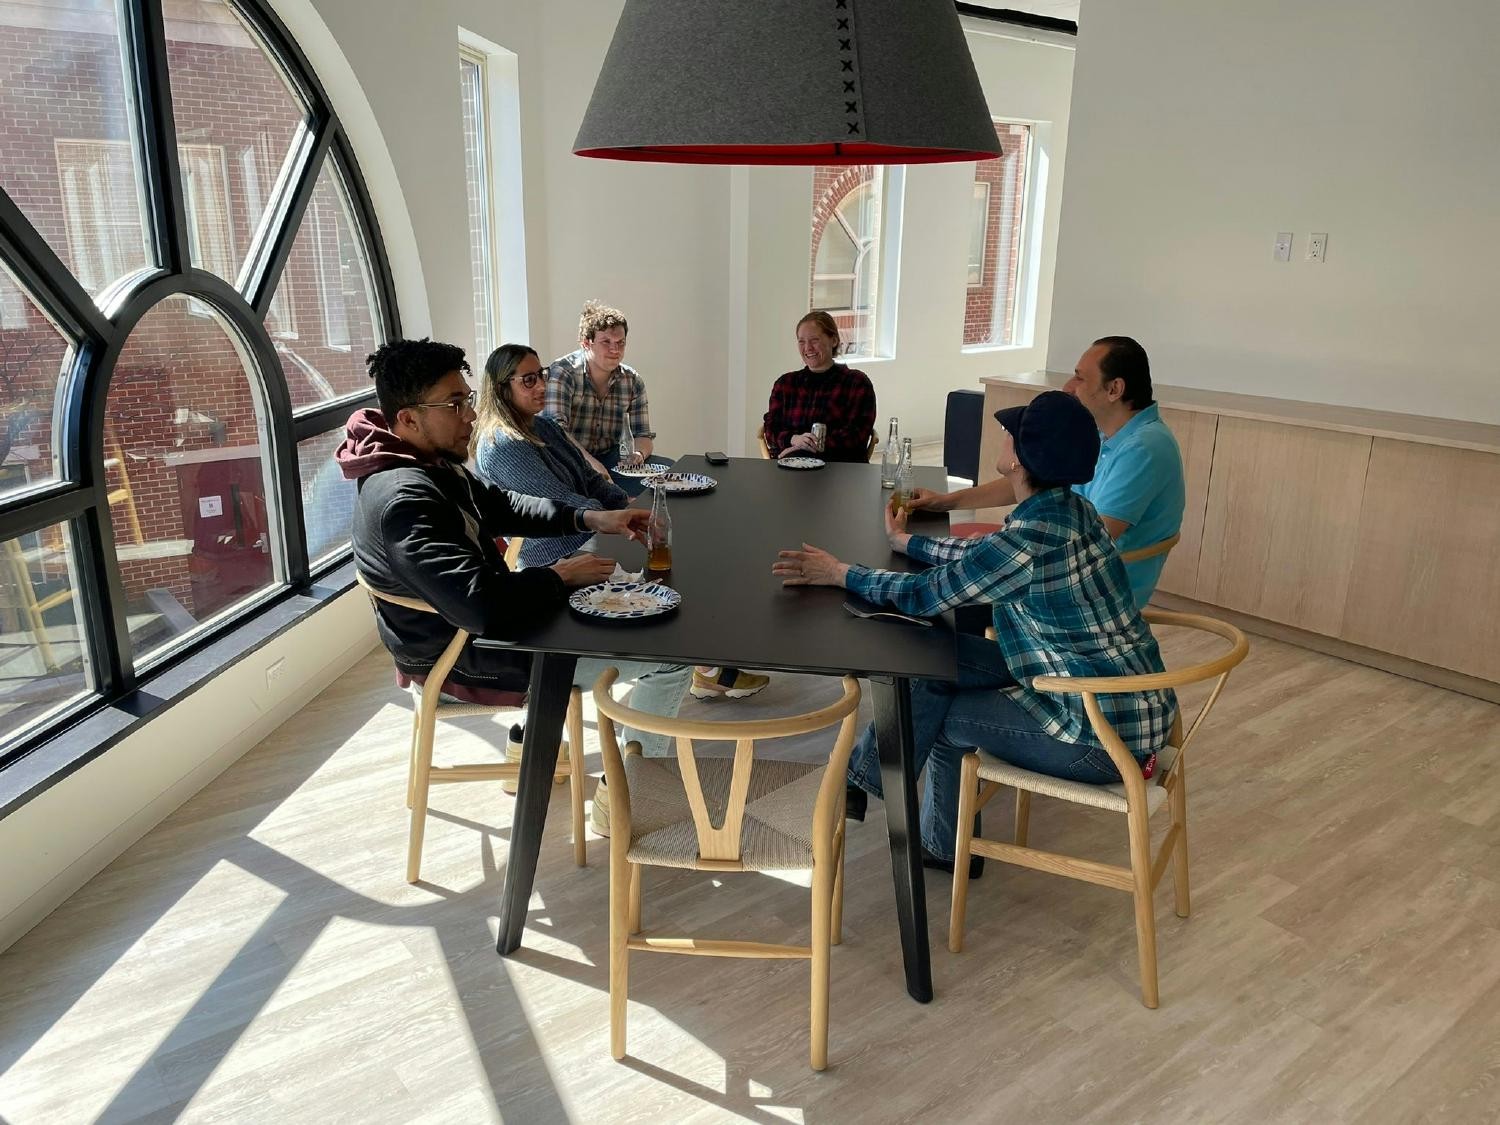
[1156,408,1217,599]
[1197,417,1371,636]
[1340,439,1500,681]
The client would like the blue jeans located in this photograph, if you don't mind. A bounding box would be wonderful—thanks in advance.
[573,657,691,757]
[847,633,1121,860]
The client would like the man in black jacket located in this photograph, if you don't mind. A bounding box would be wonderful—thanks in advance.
[341,338,689,756]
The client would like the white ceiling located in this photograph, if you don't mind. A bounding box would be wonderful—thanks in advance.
[965,1,1081,24]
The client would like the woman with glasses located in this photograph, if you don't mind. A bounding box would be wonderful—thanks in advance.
[473,343,632,569]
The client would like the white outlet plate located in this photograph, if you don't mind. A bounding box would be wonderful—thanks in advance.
[266,657,287,689]
[1274,232,1293,262]
[1307,232,1328,263]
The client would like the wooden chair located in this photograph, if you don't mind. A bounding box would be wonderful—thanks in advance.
[355,573,587,880]
[950,609,1249,1008]
[1118,531,1181,565]
[591,667,862,1070]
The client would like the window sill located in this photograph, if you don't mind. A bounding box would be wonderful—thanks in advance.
[960,343,1034,356]
[0,558,358,821]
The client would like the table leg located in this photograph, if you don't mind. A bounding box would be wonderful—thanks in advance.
[497,651,578,955]
[870,675,933,1003]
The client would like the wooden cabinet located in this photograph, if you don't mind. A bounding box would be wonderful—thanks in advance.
[1340,439,1500,682]
[1195,418,1372,636]
[1155,408,1216,600]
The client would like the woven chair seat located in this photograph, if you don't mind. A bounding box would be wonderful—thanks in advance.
[974,745,1179,815]
[403,684,521,720]
[623,754,826,872]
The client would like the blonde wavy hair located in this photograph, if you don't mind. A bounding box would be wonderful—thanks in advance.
[473,343,545,450]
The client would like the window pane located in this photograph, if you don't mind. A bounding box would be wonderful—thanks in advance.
[0,521,92,746]
[460,53,498,361]
[165,0,313,289]
[108,296,281,666]
[266,156,384,410]
[298,429,354,563]
[964,122,1032,348]
[0,2,153,299]
[0,259,74,500]
[810,166,882,358]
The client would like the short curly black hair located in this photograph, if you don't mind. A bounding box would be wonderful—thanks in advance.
[365,338,470,421]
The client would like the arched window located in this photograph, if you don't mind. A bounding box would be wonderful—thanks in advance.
[808,163,898,359]
[0,0,398,753]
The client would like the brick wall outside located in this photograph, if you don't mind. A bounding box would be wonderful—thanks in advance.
[809,164,878,357]
[964,122,1031,347]
[0,7,379,650]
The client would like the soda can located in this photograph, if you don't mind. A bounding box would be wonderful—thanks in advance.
[811,422,828,452]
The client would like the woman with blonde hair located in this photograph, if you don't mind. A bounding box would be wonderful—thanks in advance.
[473,343,629,568]
[763,310,877,462]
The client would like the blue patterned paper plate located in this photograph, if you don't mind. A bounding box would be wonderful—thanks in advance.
[568,580,682,621]
[641,471,716,494]
[777,456,826,470]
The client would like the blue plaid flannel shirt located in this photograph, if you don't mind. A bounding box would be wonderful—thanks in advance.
[845,489,1177,766]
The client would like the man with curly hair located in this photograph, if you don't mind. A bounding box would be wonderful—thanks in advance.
[544,299,655,469]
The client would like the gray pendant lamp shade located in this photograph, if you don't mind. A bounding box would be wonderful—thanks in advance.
[574,0,1004,165]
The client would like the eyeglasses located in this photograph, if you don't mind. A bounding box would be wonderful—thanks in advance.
[411,390,476,413]
[511,371,549,390]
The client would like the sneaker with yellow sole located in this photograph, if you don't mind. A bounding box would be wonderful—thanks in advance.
[501,724,569,795]
[689,667,771,700]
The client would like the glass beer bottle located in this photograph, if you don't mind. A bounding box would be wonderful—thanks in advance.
[880,417,901,489]
[647,482,673,572]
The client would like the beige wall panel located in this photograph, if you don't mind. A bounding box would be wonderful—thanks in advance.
[1341,439,1500,681]
[1156,408,1217,599]
[1197,417,1371,635]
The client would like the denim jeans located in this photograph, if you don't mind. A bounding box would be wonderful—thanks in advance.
[573,657,691,757]
[847,633,1121,860]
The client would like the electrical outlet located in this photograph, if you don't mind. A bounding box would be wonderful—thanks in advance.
[1307,232,1328,263]
[266,657,287,690]
[1274,232,1293,262]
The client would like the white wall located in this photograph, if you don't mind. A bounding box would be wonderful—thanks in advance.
[735,24,1076,450]
[1047,0,1500,423]
[0,590,377,949]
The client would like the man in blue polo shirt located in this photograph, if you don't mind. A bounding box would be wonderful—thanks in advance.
[909,336,1185,608]
[1061,336,1184,607]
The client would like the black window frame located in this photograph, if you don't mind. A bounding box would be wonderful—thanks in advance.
[0,0,400,777]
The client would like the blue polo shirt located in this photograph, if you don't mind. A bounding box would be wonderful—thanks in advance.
[1073,403,1185,608]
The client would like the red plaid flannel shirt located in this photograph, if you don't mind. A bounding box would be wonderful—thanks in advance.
[763,364,878,462]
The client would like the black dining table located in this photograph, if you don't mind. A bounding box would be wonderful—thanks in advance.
[480,454,958,1003]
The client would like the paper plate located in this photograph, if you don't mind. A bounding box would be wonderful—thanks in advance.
[642,471,717,494]
[568,580,681,621]
[776,456,826,470]
[613,461,673,478]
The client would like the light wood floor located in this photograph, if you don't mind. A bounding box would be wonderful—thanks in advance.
[2,626,1499,1124]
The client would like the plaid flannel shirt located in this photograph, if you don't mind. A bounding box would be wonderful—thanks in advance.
[763,364,878,462]
[543,348,655,458]
[845,489,1178,765]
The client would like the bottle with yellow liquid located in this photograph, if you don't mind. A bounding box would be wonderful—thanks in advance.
[890,437,915,517]
[646,482,672,572]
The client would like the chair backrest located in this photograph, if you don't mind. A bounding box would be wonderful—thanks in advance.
[1118,532,1181,565]
[503,536,524,569]
[943,389,985,484]
[591,668,862,865]
[1031,609,1249,791]
[355,572,470,721]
